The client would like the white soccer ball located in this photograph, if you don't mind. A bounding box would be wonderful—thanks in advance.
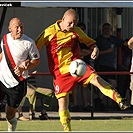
[69,59,87,77]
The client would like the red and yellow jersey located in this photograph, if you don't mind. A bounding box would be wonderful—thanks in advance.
[35,20,96,77]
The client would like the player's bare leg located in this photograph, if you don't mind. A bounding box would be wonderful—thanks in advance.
[58,94,71,131]
[90,74,131,110]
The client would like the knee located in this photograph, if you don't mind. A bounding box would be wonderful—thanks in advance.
[90,74,99,83]
[6,106,17,120]
[90,74,110,89]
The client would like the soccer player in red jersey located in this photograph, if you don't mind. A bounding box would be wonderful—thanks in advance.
[35,9,131,131]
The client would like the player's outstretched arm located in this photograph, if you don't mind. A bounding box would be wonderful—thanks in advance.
[90,45,99,60]
[128,37,133,49]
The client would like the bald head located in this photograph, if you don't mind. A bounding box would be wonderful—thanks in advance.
[63,9,79,22]
[9,18,22,26]
[8,17,24,40]
[60,9,79,32]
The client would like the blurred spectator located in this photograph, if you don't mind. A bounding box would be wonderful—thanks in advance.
[18,82,54,120]
[94,23,124,109]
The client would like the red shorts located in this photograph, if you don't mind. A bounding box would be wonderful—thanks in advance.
[54,64,96,99]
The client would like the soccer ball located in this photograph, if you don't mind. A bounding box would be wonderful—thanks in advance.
[69,59,87,77]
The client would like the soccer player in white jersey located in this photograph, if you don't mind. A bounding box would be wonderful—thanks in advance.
[0,17,40,131]
[128,37,133,105]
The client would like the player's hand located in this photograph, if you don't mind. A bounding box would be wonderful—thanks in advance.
[90,45,99,60]
[20,59,30,70]
[14,59,30,76]
[14,65,24,76]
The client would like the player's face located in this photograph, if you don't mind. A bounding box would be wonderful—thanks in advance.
[9,19,24,40]
[63,15,77,32]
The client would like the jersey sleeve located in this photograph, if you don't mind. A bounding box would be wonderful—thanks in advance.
[28,41,40,60]
[75,27,96,47]
[35,30,48,51]
[35,24,56,51]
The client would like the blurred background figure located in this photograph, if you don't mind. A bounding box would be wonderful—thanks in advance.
[17,81,54,120]
[94,23,125,110]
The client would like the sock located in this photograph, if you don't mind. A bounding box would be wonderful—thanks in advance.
[59,110,71,132]
[6,117,18,132]
[130,90,133,105]
[0,114,2,130]
[101,85,122,104]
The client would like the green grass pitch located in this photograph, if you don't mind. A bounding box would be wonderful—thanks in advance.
[0,118,133,132]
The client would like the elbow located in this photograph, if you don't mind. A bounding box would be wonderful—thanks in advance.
[0,54,2,62]
[36,58,40,67]
[128,42,133,49]
[30,58,40,69]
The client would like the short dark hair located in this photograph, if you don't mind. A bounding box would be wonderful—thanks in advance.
[102,23,112,29]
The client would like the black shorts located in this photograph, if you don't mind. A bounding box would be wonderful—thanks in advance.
[0,80,27,108]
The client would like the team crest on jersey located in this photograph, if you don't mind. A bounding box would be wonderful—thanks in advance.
[33,53,38,58]
[72,35,76,39]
